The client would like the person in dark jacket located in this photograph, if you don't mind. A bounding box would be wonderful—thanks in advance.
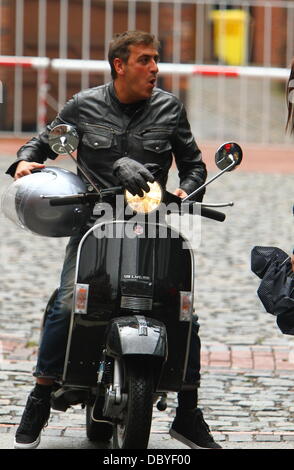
[8,31,221,450]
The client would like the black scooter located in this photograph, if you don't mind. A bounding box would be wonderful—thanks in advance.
[36,126,243,449]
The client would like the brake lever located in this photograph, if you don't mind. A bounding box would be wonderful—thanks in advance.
[99,186,124,196]
[200,202,234,208]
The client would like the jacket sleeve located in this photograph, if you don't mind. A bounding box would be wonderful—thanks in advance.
[5,96,79,177]
[172,104,207,201]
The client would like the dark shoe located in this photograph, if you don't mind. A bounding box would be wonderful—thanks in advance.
[14,392,51,449]
[169,408,221,449]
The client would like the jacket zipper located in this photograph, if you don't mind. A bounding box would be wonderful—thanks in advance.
[84,122,116,133]
[141,128,171,135]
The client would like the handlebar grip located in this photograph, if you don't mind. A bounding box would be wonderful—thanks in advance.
[200,206,226,222]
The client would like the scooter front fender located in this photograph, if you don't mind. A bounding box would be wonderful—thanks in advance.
[105,315,167,359]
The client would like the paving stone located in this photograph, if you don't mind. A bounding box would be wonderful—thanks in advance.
[1,156,294,447]
[209,410,249,417]
[63,428,86,437]
[43,428,64,437]
[0,426,11,434]
[282,434,294,441]
[255,434,281,442]
[250,405,279,411]
[227,433,254,442]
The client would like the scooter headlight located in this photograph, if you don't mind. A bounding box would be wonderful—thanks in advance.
[125,181,163,214]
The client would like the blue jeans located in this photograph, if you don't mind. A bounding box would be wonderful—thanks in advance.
[34,235,201,386]
[34,235,81,379]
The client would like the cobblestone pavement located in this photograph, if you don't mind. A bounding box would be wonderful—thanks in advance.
[0,146,294,450]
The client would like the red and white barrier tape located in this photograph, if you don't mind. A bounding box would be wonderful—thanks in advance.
[0,55,290,131]
[0,55,290,80]
[0,56,49,69]
[51,58,290,80]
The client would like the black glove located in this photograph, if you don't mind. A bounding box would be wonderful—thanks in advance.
[144,163,162,180]
[113,157,155,197]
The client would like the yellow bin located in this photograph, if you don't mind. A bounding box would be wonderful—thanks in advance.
[210,9,249,65]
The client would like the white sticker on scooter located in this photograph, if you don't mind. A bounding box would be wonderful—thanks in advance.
[74,283,89,314]
[179,291,193,321]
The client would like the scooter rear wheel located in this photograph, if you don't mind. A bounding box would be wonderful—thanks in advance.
[113,361,153,449]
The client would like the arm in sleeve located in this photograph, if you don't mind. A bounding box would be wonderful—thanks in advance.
[173,104,207,201]
[5,95,79,177]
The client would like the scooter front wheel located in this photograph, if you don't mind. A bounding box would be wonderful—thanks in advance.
[113,360,153,449]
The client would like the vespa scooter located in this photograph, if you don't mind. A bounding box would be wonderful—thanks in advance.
[3,125,242,449]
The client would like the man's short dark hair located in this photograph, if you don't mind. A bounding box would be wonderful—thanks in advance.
[108,30,160,79]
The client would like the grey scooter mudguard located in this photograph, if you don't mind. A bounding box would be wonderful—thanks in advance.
[105,315,168,360]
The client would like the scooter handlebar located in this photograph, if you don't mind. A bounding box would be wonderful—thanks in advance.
[199,206,226,222]
[48,194,88,206]
[180,201,226,222]
[47,193,226,221]
[47,187,123,206]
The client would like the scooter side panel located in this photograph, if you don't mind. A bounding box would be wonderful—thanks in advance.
[152,234,194,391]
[63,226,123,386]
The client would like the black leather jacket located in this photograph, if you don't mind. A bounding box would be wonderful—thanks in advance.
[6,82,207,199]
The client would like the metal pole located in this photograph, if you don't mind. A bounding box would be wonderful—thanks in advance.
[194,3,205,137]
[58,0,68,111]
[14,0,24,134]
[216,0,227,141]
[128,0,136,30]
[286,5,294,67]
[195,1,204,64]
[37,0,47,132]
[150,1,159,37]
[262,3,272,144]
[0,0,2,55]
[172,1,181,97]
[81,0,91,91]
[104,0,113,82]
[239,3,250,142]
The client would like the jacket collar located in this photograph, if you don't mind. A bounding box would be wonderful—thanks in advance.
[108,80,149,110]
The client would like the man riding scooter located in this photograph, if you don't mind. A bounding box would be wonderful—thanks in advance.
[6,30,221,450]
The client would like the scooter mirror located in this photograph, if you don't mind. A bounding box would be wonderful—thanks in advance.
[48,124,79,155]
[215,142,243,172]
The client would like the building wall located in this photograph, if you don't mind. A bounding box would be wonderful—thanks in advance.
[251,3,287,66]
[0,0,290,132]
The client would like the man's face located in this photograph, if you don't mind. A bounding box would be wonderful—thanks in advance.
[114,44,159,103]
